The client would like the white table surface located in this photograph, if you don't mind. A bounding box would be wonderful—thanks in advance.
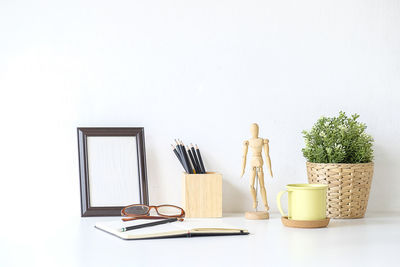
[1,212,399,267]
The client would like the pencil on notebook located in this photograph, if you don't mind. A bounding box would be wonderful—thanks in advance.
[119,218,178,232]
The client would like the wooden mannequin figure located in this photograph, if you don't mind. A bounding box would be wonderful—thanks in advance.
[241,123,273,220]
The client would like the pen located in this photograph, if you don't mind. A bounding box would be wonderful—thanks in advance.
[119,218,178,232]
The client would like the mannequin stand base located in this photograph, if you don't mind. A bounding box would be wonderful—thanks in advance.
[245,211,269,220]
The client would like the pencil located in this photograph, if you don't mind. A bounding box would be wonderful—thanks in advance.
[190,144,202,174]
[195,144,206,173]
[179,140,193,174]
[171,144,184,169]
[175,140,190,173]
[119,218,178,232]
[187,145,199,173]
[177,140,192,174]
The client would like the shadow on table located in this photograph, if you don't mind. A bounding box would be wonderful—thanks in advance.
[328,211,400,228]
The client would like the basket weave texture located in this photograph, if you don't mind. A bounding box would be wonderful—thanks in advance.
[306,162,374,219]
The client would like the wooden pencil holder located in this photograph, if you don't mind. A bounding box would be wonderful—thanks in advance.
[182,172,222,218]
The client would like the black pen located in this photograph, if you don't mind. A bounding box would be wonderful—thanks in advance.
[119,218,178,232]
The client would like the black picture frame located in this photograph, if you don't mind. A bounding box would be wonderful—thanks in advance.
[77,127,149,216]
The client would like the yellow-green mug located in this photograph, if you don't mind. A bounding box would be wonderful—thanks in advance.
[277,184,328,220]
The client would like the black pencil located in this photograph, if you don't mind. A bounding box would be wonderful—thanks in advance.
[171,144,185,170]
[190,144,202,174]
[186,145,199,173]
[176,140,192,174]
[175,140,190,173]
[180,140,193,174]
[195,144,206,173]
[119,218,178,232]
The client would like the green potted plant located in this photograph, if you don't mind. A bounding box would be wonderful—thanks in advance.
[302,111,374,218]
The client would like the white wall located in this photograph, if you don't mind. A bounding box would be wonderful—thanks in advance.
[1,0,399,219]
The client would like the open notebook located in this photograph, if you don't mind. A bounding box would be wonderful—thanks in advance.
[95,219,249,240]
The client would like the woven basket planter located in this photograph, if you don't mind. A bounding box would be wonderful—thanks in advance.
[306,162,374,219]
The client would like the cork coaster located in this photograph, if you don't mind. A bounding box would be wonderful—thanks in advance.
[281,216,330,228]
[245,211,269,220]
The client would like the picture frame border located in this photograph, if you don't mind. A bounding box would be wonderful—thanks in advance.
[77,127,149,217]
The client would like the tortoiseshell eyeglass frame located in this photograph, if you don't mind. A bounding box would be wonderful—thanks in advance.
[121,204,185,222]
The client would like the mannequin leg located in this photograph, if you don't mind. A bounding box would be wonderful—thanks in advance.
[258,168,269,211]
[249,167,257,210]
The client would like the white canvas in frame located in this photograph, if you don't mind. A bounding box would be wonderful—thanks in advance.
[87,136,140,207]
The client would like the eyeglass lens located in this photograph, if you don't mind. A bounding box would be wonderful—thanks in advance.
[124,205,149,215]
[157,206,181,216]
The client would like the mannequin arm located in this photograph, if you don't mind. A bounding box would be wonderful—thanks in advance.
[240,140,249,177]
[263,139,273,178]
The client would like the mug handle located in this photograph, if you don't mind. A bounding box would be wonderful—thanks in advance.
[276,190,288,217]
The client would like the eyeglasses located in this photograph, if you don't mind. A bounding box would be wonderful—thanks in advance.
[121,204,185,222]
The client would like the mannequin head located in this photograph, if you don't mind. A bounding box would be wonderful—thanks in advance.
[250,123,259,138]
